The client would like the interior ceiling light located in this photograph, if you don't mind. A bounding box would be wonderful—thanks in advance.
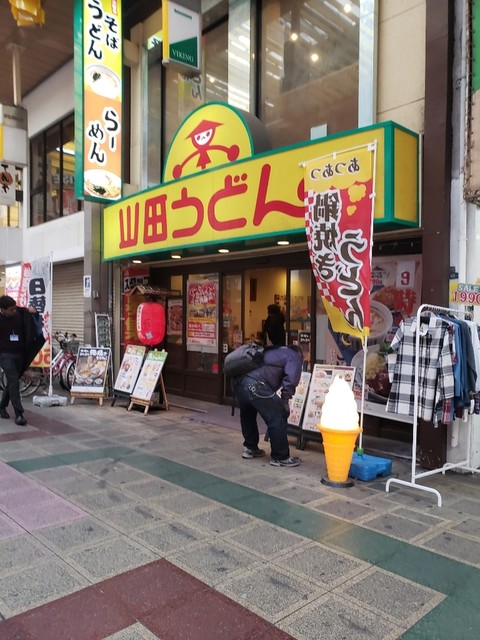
[132,259,142,264]
[277,240,290,246]
[290,32,299,42]
[344,3,352,12]
[310,52,320,63]
[218,248,229,254]
[171,254,182,259]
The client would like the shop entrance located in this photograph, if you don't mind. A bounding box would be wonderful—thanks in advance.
[154,251,314,405]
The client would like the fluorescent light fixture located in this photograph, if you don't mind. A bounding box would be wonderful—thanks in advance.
[171,254,182,259]
[56,146,75,156]
[218,248,229,254]
[277,240,290,246]
[132,259,142,264]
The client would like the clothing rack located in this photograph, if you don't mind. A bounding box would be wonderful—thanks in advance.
[385,303,480,507]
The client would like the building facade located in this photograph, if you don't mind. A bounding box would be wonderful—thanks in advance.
[1,0,479,466]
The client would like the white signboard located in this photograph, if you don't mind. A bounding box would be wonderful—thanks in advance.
[302,365,355,432]
[288,372,311,427]
[131,350,168,403]
[162,0,201,73]
[114,344,146,394]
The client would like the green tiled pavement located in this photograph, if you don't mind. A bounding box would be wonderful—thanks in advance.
[8,447,480,639]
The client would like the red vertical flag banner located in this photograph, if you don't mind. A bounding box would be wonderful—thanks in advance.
[304,144,376,340]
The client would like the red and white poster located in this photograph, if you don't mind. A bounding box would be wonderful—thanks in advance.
[187,279,218,353]
[304,144,376,341]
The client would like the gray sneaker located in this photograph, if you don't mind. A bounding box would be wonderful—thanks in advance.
[242,447,266,459]
[270,456,301,467]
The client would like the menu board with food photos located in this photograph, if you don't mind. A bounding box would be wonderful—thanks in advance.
[130,350,168,403]
[288,372,312,427]
[302,365,355,432]
[71,347,111,396]
[113,344,146,395]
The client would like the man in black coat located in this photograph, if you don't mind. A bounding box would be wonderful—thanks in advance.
[0,295,45,425]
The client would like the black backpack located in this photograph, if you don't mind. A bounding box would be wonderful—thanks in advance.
[223,343,265,377]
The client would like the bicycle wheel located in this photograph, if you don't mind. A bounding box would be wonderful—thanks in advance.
[20,370,42,397]
[62,361,76,391]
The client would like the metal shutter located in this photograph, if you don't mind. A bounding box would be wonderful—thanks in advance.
[52,261,84,342]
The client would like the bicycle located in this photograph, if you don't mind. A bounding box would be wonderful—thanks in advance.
[0,332,79,397]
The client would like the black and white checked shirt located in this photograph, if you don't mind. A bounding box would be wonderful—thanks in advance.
[386,316,455,426]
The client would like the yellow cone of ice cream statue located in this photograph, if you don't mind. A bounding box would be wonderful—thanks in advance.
[317,376,362,487]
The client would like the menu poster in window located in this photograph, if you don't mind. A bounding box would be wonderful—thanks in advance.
[302,365,355,432]
[167,299,183,336]
[95,313,112,348]
[131,350,168,402]
[71,347,111,395]
[113,344,146,394]
[187,280,218,353]
[288,371,311,427]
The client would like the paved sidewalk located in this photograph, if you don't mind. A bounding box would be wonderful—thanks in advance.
[0,393,479,639]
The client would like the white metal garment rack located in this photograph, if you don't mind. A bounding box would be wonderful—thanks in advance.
[385,303,480,507]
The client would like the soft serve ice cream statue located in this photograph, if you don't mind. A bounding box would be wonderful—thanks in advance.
[319,376,360,432]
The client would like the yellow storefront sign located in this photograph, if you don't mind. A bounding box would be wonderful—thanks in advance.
[103,111,419,261]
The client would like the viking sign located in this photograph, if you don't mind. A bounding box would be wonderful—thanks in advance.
[304,144,376,340]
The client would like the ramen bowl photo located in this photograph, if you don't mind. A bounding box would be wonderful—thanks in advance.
[367,300,393,346]
[84,170,121,200]
[86,65,121,99]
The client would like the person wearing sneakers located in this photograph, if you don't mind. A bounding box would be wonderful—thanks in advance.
[233,345,303,467]
[0,296,45,426]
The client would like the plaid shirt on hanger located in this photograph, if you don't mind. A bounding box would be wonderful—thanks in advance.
[386,316,455,426]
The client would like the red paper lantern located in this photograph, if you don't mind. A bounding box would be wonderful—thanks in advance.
[136,301,166,345]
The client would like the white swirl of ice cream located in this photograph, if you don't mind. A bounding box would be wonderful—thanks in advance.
[319,376,359,431]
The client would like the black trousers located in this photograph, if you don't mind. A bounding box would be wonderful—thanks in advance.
[0,352,24,416]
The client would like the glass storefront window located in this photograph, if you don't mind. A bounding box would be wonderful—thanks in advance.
[289,269,312,368]
[166,275,184,367]
[30,114,83,226]
[186,273,219,373]
[260,0,360,148]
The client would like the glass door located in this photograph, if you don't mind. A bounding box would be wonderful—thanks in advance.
[222,273,243,400]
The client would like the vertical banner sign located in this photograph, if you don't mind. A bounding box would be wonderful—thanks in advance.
[0,163,15,206]
[17,257,52,368]
[74,0,123,202]
[162,0,201,74]
[304,143,376,341]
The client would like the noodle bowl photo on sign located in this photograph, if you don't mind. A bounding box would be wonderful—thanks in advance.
[86,65,121,100]
[84,170,121,200]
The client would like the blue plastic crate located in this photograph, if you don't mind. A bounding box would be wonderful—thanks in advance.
[349,452,392,482]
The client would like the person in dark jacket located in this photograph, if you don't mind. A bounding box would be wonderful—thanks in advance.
[233,345,303,467]
[0,295,45,425]
[262,304,286,346]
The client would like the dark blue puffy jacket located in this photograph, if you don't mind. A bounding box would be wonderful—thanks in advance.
[243,346,303,400]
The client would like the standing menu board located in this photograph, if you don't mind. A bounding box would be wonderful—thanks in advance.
[113,344,146,395]
[288,372,312,427]
[130,350,168,403]
[71,347,111,397]
[302,365,355,432]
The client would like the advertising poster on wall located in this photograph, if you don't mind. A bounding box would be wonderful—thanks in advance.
[302,365,355,432]
[131,350,168,402]
[113,344,146,395]
[325,255,422,421]
[167,298,183,337]
[187,280,218,353]
[71,347,111,395]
